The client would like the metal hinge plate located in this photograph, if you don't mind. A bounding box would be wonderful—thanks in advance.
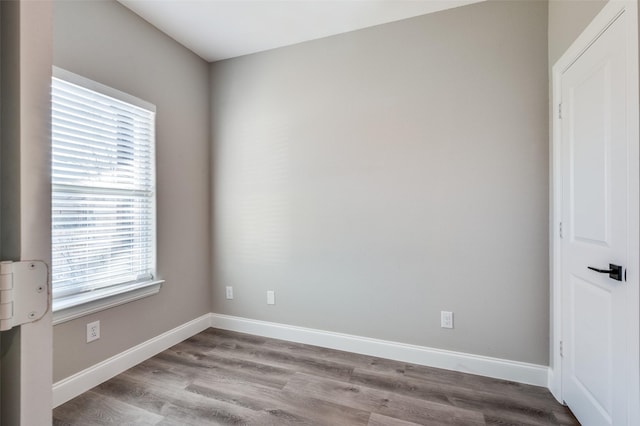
[0,261,48,331]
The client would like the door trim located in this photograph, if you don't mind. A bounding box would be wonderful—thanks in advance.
[550,1,639,423]
[0,1,53,424]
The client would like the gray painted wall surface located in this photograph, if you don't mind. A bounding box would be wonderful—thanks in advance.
[211,0,549,365]
[548,0,608,66]
[53,0,211,381]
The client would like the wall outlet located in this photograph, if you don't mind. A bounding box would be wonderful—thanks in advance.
[267,290,275,305]
[441,311,454,329]
[225,286,234,300]
[87,320,100,343]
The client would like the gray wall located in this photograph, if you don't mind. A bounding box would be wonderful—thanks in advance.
[211,0,550,365]
[53,0,211,381]
[548,0,608,66]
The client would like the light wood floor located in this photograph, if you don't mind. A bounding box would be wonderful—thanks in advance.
[53,328,579,425]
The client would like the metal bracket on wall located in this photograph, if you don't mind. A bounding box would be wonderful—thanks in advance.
[0,261,48,331]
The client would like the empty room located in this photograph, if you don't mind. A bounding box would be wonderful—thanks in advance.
[0,0,638,425]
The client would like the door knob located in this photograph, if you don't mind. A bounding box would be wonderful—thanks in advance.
[587,263,623,281]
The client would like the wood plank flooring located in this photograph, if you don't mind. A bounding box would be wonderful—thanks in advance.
[53,328,579,425]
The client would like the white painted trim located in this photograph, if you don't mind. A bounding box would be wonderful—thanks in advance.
[52,313,211,408]
[52,311,550,411]
[209,313,549,387]
[52,280,164,325]
[623,3,640,424]
[547,367,559,403]
[550,46,564,404]
[549,81,562,403]
[550,0,640,418]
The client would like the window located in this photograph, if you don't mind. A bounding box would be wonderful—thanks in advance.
[51,68,161,323]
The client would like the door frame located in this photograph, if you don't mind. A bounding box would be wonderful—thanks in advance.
[550,1,639,423]
[0,0,53,424]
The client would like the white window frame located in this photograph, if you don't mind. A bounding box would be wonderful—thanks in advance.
[51,67,163,325]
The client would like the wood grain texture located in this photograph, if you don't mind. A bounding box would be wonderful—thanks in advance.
[53,328,579,425]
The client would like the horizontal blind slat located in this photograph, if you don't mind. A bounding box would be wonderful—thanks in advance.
[52,128,152,153]
[53,249,153,262]
[52,273,152,298]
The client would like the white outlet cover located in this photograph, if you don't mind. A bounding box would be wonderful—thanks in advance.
[86,320,100,343]
[225,286,233,299]
[267,290,275,305]
[441,311,454,329]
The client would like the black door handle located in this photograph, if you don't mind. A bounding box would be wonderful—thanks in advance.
[587,263,623,281]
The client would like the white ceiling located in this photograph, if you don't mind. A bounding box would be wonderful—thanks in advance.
[117,0,485,62]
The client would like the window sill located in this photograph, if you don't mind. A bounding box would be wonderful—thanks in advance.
[52,280,164,325]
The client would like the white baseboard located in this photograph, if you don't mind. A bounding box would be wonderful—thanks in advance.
[52,313,212,408]
[52,312,550,408]
[548,368,562,403]
[210,313,549,387]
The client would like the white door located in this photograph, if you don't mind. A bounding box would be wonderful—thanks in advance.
[559,4,638,426]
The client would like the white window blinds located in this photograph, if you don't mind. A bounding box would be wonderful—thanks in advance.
[51,70,157,311]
